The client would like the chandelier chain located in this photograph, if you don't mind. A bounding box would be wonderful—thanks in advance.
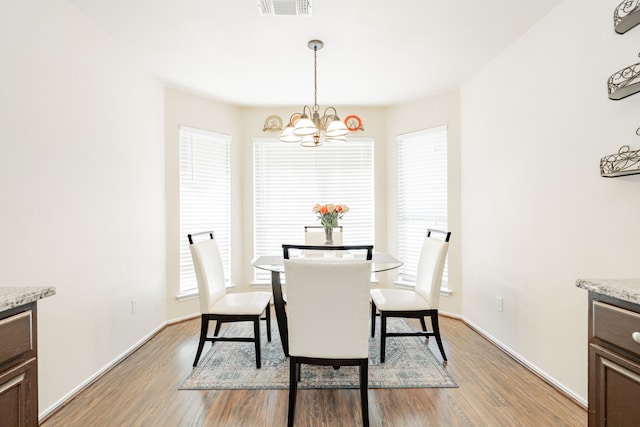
[313,45,318,112]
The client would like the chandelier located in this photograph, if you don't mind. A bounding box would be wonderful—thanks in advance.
[280,40,349,147]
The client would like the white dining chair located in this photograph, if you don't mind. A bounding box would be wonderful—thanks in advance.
[370,229,451,363]
[283,244,373,427]
[304,225,343,245]
[189,231,272,368]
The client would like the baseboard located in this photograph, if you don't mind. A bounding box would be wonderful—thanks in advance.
[39,312,199,423]
[167,312,200,325]
[449,314,588,411]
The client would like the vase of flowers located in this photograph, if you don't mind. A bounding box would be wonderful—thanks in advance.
[312,203,349,245]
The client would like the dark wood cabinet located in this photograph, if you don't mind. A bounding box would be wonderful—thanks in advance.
[0,302,38,427]
[588,293,640,427]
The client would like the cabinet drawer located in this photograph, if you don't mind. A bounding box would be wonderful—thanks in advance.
[593,301,640,355]
[0,311,33,365]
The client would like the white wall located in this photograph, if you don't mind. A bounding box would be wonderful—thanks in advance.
[0,0,166,415]
[460,0,640,403]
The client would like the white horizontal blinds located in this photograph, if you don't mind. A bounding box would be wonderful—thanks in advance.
[397,126,448,285]
[254,138,374,282]
[179,126,231,294]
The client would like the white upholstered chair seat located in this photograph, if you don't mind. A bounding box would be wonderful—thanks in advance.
[370,288,432,312]
[210,292,272,315]
[304,225,343,246]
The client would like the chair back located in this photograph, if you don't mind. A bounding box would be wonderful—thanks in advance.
[304,225,343,246]
[283,244,372,260]
[414,229,451,310]
[188,232,226,314]
[284,257,372,359]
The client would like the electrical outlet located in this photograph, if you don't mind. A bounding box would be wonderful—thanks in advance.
[131,298,140,314]
[496,296,503,312]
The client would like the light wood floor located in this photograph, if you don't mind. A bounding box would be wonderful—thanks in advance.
[41,312,587,426]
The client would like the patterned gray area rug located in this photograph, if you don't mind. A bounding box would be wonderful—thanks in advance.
[179,319,457,390]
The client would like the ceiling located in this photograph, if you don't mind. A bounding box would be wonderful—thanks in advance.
[69,0,561,107]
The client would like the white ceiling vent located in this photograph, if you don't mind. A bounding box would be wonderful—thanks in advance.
[257,0,312,17]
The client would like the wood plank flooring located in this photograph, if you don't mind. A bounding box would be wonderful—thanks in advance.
[41,312,586,426]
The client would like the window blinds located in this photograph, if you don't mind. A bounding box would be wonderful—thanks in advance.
[253,138,374,282]
[179,126,231,295]
[397,126,448,285]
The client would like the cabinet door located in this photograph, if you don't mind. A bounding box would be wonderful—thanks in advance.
[590,344,640,427]
[0,358,37,427]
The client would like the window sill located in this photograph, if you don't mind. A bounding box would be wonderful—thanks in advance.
[176,283,236,301]
[251,278,381,288]
[176,290,198,302]
[250,281,272,289]
[393,280,452,296]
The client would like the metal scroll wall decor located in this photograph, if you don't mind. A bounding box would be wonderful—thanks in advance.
[607,52,640,100]
[614,0,640,34]
[600,136,640,177]
[602,1,640,177]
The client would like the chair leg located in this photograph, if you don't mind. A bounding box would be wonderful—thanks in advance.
[193,315,209,367]
[380,313,387,363]
[288,358,298,427]
[265,304,272,342]
[431,313,447,361]
[253,317,262,369]
[213,320,222,337]
[420,316,430,344]
[359,360,369,427]
[420,316,428,332]
[370,301,376,338]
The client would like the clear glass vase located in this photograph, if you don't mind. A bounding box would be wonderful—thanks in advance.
[323,224,334,245]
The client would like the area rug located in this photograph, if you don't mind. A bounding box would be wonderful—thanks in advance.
[179,319,457,390]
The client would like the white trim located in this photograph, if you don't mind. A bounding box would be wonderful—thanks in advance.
[394,280,452,296]
[175,282,236,302]
[251,282,272,290]
[176,290,198,301]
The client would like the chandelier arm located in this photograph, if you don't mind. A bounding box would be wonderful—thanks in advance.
[322,106,339,117]
[301,105,313,117]
[287,113,299,125]
[320,114,337,129]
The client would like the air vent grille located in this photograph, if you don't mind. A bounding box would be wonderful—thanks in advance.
[257,0,312,16]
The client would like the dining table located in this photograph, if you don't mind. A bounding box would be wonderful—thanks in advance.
[251,249,403,356]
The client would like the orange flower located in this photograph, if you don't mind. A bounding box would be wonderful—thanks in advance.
[313,203,349,228]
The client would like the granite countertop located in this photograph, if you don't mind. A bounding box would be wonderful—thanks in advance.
[0,286,56,312]
[576,279,640,305]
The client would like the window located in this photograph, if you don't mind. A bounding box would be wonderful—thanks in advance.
[179,126,231,295]
[253,138,374,282]
[397,126,448,287]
